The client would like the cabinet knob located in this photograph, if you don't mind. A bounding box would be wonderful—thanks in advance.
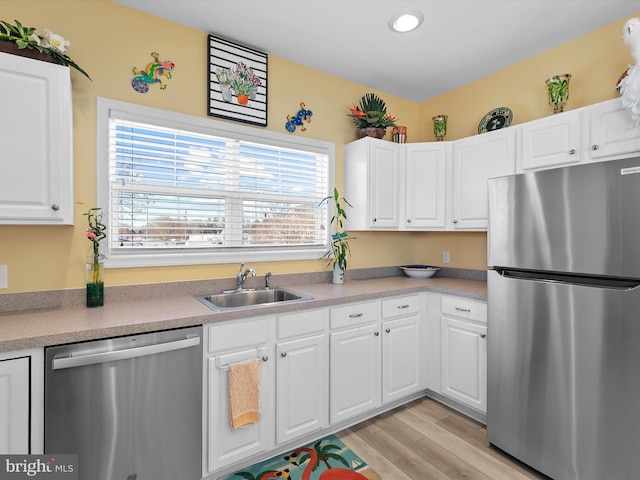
[372,218,377,222]
[480,334,486,339]
[591,144,599,151]
[262,355,269,362]
[569,149,576,155]
[385,328,391,333]
[407,219,412,223]
[453,219,458,224]
[51,204,60,211]
[374,331,380,336]
[280,352,287,358]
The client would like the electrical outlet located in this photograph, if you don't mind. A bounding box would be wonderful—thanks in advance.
[442,251,450,264]
[0,265,7,289]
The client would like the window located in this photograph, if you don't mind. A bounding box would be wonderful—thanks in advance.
[97,98,334,268]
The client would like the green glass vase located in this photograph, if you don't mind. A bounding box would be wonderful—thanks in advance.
[86,253,105,307]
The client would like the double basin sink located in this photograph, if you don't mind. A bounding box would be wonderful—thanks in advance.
[195,287,312,311]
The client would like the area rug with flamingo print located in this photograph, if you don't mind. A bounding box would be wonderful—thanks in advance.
[219,434,381,480]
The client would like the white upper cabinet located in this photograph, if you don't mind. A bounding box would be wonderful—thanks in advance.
[0,53,74,225]
[452,128,515,230]
[344,138,401,229]
[344,138,448,231]
[404,143,448,229]
[518,109,582,172]
[344,98,640,232]
[589,97,640,161]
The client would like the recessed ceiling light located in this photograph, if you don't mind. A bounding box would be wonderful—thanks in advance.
[389,11,424,33]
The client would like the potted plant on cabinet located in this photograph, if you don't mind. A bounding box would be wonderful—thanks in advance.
[0,19,90,79]
[320,187,355,284]
[347,92,397,139]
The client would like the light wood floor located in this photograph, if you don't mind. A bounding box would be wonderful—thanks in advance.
[337,397,548,480]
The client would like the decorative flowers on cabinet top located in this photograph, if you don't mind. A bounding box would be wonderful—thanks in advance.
[0,19,91,79]
[347,93,397,139]
[216,62,262,105]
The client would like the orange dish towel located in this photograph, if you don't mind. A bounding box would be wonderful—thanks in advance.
[228,358,261,430]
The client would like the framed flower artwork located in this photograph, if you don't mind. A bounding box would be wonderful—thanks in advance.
[208,35,268,126]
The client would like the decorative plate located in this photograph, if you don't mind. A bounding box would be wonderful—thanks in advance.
[478,107,513,134]
[399,265,441,279]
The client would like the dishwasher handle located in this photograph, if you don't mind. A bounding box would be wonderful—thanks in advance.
[52,335,201,370]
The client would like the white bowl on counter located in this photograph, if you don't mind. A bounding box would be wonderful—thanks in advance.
[399,265,441,279]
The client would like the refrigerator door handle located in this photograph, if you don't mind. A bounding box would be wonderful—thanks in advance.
[494,267,640,291]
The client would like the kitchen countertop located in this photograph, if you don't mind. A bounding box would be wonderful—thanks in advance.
[0,274,486,353]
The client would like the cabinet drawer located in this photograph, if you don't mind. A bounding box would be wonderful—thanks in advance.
[330,301,379,330]
[207,317,269,353]
[382,294,421,318]
[441,296,487,323]
[277,309,327,339]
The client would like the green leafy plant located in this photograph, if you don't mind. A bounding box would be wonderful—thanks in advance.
[230,62,261,95]
[0,19,91,79]
[347,92,397,129]
[84,207,106,256]
[320,187,355,271]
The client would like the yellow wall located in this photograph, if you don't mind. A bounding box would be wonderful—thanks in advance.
[0,1,637,293]
[415,14,638,270]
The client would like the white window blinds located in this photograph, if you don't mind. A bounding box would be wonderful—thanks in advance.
[98,99,333,267]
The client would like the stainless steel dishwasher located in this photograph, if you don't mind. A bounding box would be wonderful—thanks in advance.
[44,326,202,480]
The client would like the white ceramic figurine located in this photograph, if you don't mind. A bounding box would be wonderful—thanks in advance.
[619,17,640,123]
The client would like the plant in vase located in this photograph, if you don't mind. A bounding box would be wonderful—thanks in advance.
[0,19,91,79]
[347,93,397,139]
[215,67,233,102]
[84,207,107,307]
[230,61,261,104]
[320,187,356,284]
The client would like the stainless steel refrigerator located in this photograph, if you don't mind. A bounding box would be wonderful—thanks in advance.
[487,157,640,480]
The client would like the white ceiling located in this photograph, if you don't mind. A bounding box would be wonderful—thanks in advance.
[112,0,639,102]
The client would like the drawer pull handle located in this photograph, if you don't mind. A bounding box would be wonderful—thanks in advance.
[455,307,471,313]
[281,352,287,358]
[349,313,364,318]
[397,304,410,309]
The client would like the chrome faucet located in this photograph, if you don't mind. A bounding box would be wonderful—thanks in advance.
[236,262,256,290]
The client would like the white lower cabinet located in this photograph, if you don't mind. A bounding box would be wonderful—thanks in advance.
[0,348,44,454]
[276,309,328,444]
[329,295,424,424]
[381,295,422,403]
[204,316,274,476]
[330,323,381,424]
[0,357,29,453]
[440,296,487,413]
[204,293,428,477]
